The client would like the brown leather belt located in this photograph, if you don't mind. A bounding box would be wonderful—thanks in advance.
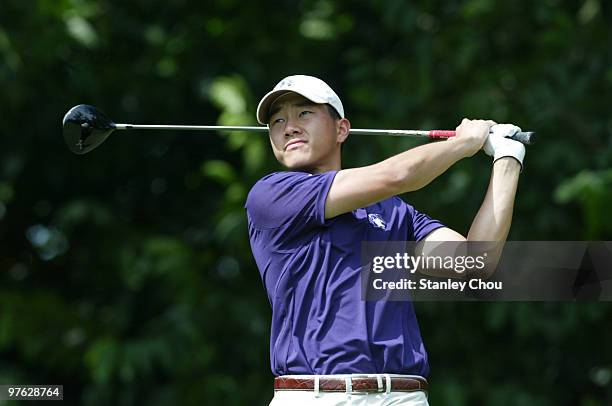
[274,375,428,393]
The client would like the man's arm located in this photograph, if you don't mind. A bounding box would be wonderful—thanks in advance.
[418,125,525,277]
[467,158,521,240]
[325,119,492,219]
[423,157,521,243]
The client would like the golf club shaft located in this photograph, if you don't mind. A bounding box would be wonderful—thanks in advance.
[114,124,533,144]
[115,124,269,132]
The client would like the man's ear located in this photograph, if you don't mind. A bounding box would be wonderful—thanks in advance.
[336,118,351,143]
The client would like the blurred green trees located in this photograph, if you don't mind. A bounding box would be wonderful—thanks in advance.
[0,0,611,404]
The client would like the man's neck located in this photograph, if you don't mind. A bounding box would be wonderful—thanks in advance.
[308,160,341,174]
[308,152,342,174]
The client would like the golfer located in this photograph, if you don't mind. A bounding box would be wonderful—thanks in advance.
[246,75,524,405]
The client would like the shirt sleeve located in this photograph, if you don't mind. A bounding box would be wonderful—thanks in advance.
[409,205,445,241]
[245,171,338,231]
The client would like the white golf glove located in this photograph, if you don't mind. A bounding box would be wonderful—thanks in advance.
[483,124,525,171]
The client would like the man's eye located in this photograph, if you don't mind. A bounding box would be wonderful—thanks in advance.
[300,111,312,117]
[271,117,285,125]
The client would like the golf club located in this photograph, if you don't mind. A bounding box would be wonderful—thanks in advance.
[62,104,536,155]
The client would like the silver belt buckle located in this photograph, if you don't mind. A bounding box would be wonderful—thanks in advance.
[346,374,384,395]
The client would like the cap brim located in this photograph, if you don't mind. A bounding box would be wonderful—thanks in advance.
[256,89,330,125]
[256,90,291,125]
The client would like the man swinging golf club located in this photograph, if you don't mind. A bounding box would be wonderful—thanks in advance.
[245,75,524,405]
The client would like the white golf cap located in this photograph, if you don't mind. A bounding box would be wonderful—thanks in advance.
[256,75,344,125]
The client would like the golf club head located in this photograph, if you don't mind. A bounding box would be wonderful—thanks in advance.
[63,104,116,154]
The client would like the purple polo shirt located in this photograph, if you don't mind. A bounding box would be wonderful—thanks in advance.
[245,170,444,377]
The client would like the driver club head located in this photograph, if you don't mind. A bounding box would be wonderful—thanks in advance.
[63,104,117,154]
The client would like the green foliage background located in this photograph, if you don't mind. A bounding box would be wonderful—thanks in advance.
[1,0,611,404]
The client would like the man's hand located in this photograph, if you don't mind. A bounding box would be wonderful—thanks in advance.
[483,124,526,170]
[453,118,496,157]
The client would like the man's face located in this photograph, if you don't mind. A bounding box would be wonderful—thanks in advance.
[267,93,345,172]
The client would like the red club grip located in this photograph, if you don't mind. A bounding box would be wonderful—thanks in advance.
[429,130,456,138]
[429,130,535,144]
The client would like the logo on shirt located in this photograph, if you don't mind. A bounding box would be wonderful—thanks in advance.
[368,213,387,230]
